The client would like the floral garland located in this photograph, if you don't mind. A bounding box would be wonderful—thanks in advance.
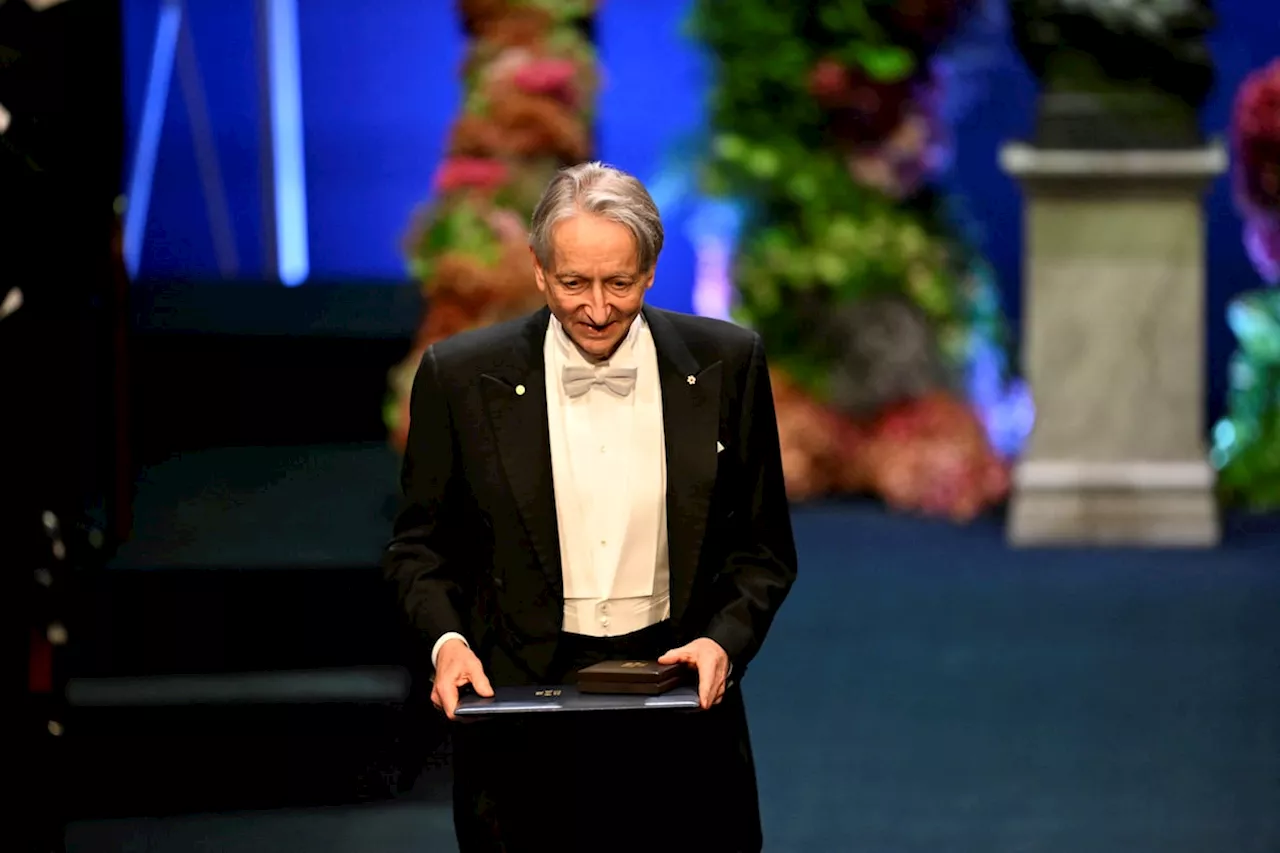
[690,0,1022,520]
[1211,57,1280,510]
[385,0,598,450]
[1232,58,1280,285]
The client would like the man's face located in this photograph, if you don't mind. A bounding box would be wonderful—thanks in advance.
[533,213,653,363]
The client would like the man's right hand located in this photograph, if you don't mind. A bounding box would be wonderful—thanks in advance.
[431,638,494,720]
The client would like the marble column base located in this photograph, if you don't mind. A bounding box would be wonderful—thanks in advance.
[1008,461,1220,547]
[1000,144,1227,549]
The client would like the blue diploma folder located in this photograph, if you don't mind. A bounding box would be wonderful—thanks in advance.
[454,684,701,718]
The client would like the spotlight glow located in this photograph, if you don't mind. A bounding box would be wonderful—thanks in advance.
[265,0,310,286]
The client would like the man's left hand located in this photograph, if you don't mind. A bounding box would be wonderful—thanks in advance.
[659,638,730,710]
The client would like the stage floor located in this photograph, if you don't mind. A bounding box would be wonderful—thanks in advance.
[72,443,1280,852]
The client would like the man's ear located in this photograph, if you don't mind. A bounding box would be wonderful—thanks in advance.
[530,246,548,293]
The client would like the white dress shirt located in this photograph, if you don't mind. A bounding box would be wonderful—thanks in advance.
[431,314,670,666]
[544,312,670,636]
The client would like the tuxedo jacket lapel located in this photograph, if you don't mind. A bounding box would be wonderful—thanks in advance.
[645,307,721,624]
[480,307,563,597]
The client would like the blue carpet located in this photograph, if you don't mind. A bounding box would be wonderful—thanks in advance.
[745,503,1279,852]
[75,463,1280,851]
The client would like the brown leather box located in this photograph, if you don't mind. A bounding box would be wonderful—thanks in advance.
[575,660,691,695]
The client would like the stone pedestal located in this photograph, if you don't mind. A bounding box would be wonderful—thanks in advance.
[1000,144,1228,547]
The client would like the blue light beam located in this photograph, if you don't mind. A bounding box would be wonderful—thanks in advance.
[123,0,182,280]
[265,0,310,286]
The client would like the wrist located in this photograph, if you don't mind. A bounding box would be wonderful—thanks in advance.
[439,637,467,655]
[697,636,732,674]
[696,635,728,657]
[431,631,469,669]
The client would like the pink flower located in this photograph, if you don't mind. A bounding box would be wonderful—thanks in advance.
[1232,58,1280,218]
[433,157,509,194]
[808,58,913,143]
[1232,59,1280,281]
[808,59,850,104]
[512,58,580,107]
[861,392,1007,520]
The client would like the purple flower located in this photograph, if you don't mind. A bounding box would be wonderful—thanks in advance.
[1244,215,1280,285]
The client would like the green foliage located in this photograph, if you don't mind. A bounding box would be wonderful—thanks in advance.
[524,0,595,23]
[1217,402,1280,509]
[688,0,993,400]
[690,2,917,153]
[1213,290,1280,509]
[408,202,502,282]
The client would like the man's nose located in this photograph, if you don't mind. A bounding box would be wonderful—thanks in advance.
[584,285,609,321]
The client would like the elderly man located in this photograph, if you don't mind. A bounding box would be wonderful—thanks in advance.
[384,162,797,852]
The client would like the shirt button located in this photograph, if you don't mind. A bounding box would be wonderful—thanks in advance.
[599,540,606,547]
[600,445,606,453]
[601,616,610,627]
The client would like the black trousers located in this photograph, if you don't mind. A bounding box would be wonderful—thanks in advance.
[451,622,763,853]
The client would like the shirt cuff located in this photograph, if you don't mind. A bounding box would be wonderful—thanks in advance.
[431,632,468,669]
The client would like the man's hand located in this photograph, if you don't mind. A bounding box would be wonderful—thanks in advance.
[659,638,730,710]
[431,638,494,720]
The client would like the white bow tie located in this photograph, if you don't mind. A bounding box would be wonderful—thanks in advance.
[562,365,638,398]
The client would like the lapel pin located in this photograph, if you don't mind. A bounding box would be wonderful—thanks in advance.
[515,384,526,396]
[686,375,696,385]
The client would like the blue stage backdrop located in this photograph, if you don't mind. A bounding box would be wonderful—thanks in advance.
[122,0,461,284]
[123,0,1280,418]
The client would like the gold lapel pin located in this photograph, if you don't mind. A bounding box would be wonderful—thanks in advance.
[686,375,696,386]
[515,384,526,396]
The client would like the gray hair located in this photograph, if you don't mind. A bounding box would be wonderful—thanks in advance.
[529,161,664,273]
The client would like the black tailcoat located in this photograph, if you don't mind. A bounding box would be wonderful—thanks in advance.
[384,305,798,851]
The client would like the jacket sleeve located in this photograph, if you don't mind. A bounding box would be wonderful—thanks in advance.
[382,346,472,654]
[701,333,798,671]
